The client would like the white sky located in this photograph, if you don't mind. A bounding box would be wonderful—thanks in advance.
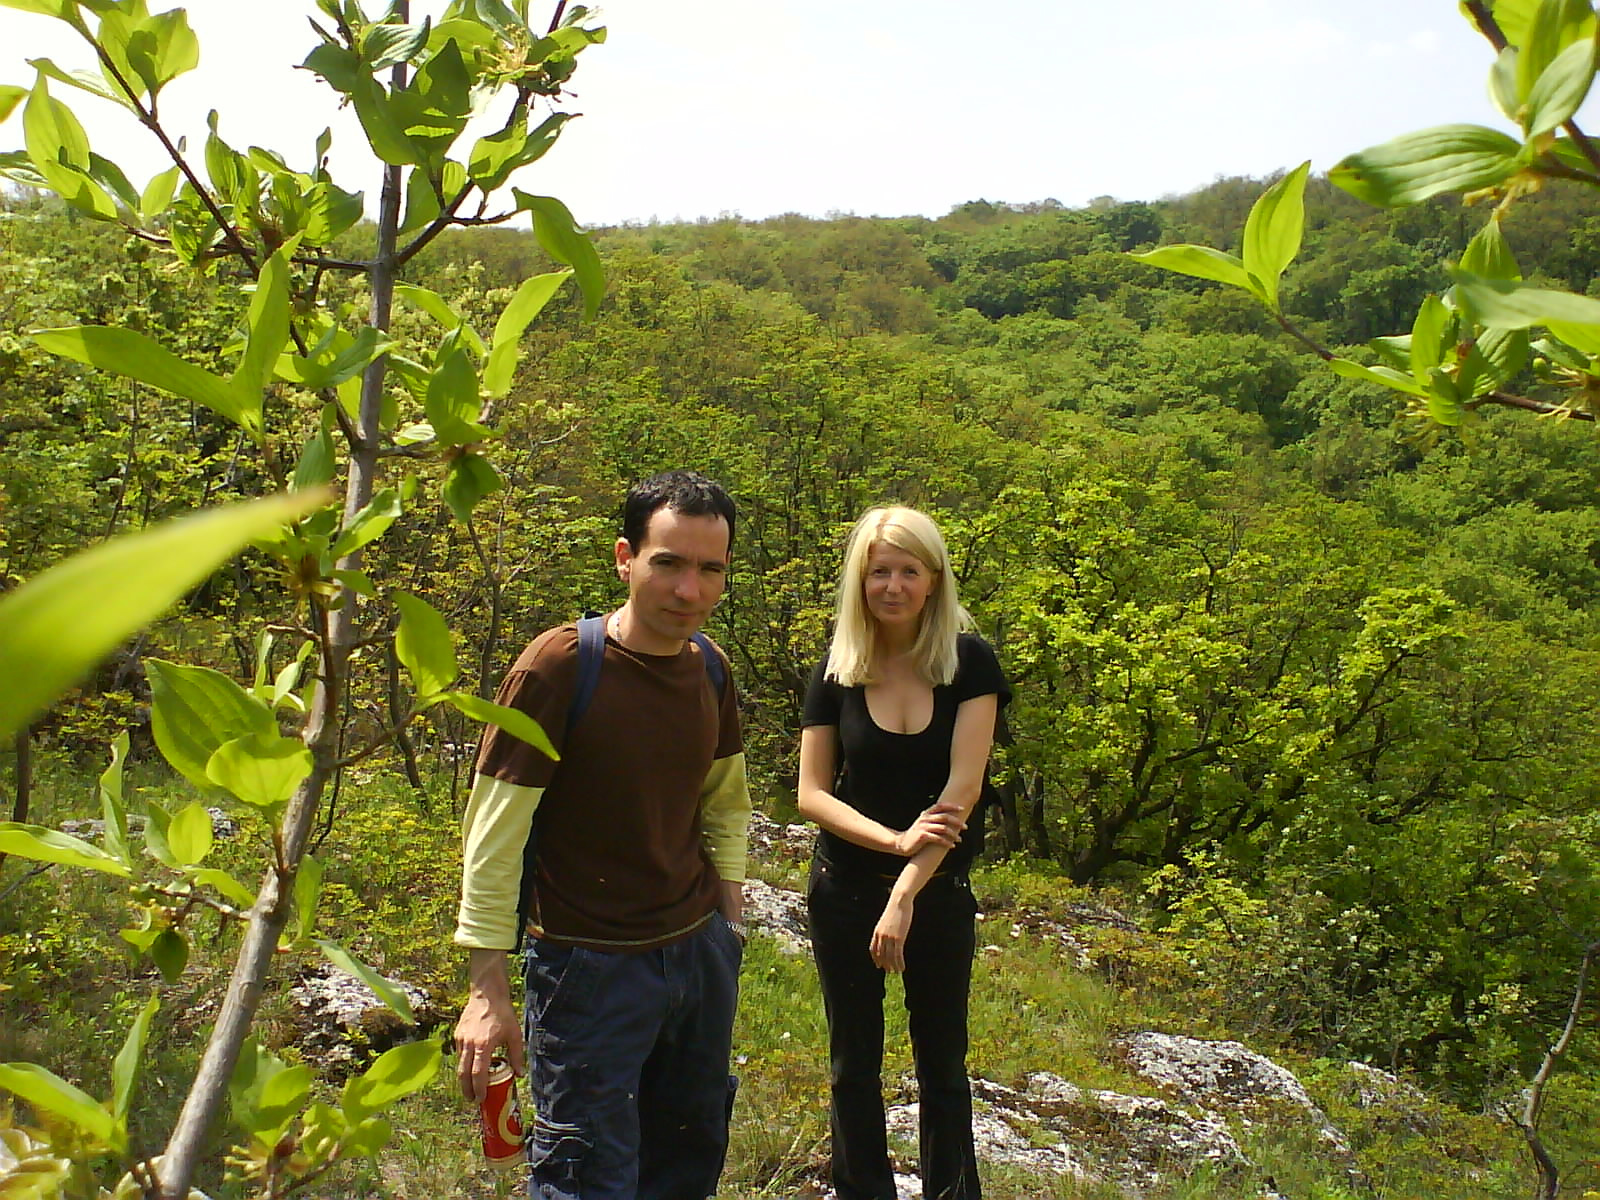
[0,1,1590,227]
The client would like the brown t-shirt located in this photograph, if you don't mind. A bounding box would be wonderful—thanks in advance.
[476,623,742,950]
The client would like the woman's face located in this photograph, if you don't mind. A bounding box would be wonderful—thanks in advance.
[863,541,937,632]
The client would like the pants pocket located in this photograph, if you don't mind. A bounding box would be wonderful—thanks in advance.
[529,1115,591,1193]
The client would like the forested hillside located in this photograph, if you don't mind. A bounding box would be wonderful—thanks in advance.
[6,168,1600,1194]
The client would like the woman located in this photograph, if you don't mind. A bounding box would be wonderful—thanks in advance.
[798,506,1010,1200]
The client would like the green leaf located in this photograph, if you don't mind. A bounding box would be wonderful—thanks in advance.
[111,997,159,1126]
[1516,0,1595,107]
[125,7,200,98]
[362,18,432,69]
[203,112,251,200]
[147,658,276,793]
[513,192,605,318]
[1330,125,1524,206]
[142,801,178,870]
[394,283,487,354]
[442,452,502,524]
[1327,357,1428,397]
[393,592,457,698]
[399,166,442,236]
[232,243,296,417]
[205,732,313,810]
[23,57,132,107]
[1489,45,1521,122]
[484,269,570,396]
[314,939,417,1023]
[139,163,181,222]
[255,1063,313,1136]
[0,0,77,15]
[0,494,323,742]
[1411,294,1452,379]
[1452,271,1600,329]
[424,346,491,445]
[1426,368,1466,426]
[33,325,255,433]
[191,867,256,908]
[304,180,366,244]
[1490,0,1544,48]
[469,110,572,192]
[1127,244,1259,297]
[341,1114,394,1157]
[0,1063,118,1149]
[23,77,118,219]
[1523,34,1596,135]
[331,486,403,559]
[99,731,132,869]
[1457,218,1521,281]
[444,690,558,760]
[1370,333,1413,372]
[1241,160,1309,309]
[1468,325,1530,395]
[167,801,215,866]
[0,84,24,122]
[279,326,392,390]
[351,73,422,166]
[0,823,133,875]
[341,1040,440,1124]
[292,405,338,493]
[150,928,189,982]
[292,853,323,944]
[301,42,362,94]
[230,1038,302,1137]
[84,150,138,213]
[332,569,376,597]
[1545,320,1600,355]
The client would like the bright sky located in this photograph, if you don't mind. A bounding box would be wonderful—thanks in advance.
[0,1,1588,227]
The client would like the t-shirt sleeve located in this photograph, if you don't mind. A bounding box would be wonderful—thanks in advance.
[801,658,842,727]
[954,634,1011,709]
[475,625,579,790]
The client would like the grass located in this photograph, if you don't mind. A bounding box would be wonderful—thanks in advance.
[1,753,1594,1198]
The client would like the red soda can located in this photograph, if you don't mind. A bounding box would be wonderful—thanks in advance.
[480,1058,525,1170]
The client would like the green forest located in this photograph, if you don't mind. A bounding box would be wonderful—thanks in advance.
[5,1,1600,1198]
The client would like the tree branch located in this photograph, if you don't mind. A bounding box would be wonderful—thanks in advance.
[1468,389,1597,422]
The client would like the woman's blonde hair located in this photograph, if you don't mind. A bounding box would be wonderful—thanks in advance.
[825,506,972,687]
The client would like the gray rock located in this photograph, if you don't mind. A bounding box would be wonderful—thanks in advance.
[289,962,443,1074]
[743,877,810,954]
[1114,1032,1353,1159]
[60,806,239,842]
[746,810,815,862]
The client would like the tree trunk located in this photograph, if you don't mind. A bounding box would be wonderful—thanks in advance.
[989,774,1022,858]
[387,636,426,796]
[1025,769,1051,859]
[155,73,407,1199]
[1,723,33,873]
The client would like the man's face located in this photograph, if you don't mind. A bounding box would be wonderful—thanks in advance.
[614,506,731,654]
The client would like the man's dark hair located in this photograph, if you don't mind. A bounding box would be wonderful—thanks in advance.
[622,470,737,553]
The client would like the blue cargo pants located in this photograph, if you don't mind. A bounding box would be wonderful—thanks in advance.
[521,912,743,1200]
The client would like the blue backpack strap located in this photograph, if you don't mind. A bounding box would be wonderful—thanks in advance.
[690,630,727,699]
[568,613,607,735]
[518,613,605,953]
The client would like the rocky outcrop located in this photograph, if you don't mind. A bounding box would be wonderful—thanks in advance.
[746,810,814,862]
[1113,1032,1350,1154]
[59,806,239,842]
[289,963,444,1074]
[743,877,810,954]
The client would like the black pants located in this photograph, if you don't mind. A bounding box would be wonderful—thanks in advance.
[806,858,981,1200]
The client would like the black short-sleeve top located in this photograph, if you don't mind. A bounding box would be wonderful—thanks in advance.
[802,632,1011,877]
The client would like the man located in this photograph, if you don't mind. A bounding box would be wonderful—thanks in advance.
[453,470,751,1200]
